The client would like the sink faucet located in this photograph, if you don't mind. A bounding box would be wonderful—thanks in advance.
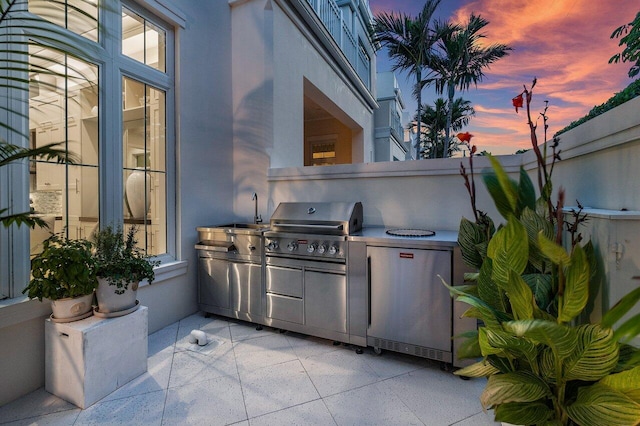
[252,192,262,224]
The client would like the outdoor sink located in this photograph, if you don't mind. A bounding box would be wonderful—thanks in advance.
[217,223,270,231]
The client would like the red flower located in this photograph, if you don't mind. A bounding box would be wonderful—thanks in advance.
[457,132,474,143]
[512,93,524,113]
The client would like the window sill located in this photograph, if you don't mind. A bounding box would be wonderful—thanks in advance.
[0,296,52,330]
[0,260,188,330]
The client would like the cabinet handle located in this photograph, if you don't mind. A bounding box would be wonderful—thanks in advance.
[367,256,371,326]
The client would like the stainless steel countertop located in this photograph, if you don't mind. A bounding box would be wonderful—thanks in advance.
[348,226,458,249]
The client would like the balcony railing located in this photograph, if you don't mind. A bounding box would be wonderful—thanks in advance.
[306,0,371,89]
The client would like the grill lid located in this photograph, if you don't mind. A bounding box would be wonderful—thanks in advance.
[269,202,363,235]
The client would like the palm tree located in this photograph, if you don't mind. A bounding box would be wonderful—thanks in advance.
[0,0,100,228]
[373,0,443,160]
[417,97,474,158]
[424,14,510,157]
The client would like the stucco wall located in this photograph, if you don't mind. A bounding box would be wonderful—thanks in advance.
[268,96,640,231]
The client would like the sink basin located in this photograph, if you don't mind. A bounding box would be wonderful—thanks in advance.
[197,223,269,242]
[217,223,269,231]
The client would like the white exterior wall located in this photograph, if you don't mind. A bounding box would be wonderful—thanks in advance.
[231,0,376,220]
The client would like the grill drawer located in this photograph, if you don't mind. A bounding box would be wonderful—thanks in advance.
[266,293,303,324]
[266,265,303,297]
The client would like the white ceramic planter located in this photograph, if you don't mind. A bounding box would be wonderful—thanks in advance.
[50,293,94,321]
[96,277,138,313]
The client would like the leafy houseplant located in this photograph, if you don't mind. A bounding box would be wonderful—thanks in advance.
[24,233,97,321]
[92,225,158,313]
[447,80,640,426]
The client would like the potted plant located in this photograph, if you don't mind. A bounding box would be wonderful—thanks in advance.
[24,233,97,322]
[92,225,158,315]
[446,80,640,426]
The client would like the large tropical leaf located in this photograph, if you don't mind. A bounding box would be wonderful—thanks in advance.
[482,327,538,367]
[477,258,507,312]
[613,312,640,344]
[599,366,640,401]
[520,207,554,273]
[493,401,553,425]
[458,217,488,269]
[505,269,535,320]
[515,167,536,216]
[454,359,500,378]
[522,273,553,312]
[559,244,590,323]
[615,344,640,373]
[566,383,640,426]
[487,218,529,285]
[564,324,619,381]
[481,371,551,409]
[602,286,640,328]
[503,319,577,360]
[537,232,571,266]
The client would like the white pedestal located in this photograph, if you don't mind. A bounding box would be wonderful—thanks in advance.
[45,306,148,408]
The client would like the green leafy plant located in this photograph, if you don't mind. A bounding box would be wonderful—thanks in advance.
[92,225,158,294]
[449,80,640,426]
[24,233,97,301]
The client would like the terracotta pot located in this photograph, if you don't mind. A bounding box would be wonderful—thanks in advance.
[50,293,94,321]
[96,277,138,313]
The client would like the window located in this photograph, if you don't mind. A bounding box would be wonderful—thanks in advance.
[1,1,175,299]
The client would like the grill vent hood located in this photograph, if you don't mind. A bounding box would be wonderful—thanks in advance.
[269,202,363,235]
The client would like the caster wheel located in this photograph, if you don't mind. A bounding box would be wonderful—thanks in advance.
[204,313,211,318]
[256,325,263,331]
[355,348,364,355]
[459,375,471,381]
[279,329,286,334]
[373,347,382,356]
[440,363,452,372]
[333,341,341,346]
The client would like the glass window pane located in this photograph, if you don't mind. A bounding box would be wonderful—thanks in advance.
[29,44,99,250]
[29,0,98,42]
[122,77,166,256]
[122,7,166,72]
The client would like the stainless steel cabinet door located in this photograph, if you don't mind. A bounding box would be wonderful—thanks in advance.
[198,257,231,309]
[231,261,262,316]
[304,270,347,333]
[368,247,452,351]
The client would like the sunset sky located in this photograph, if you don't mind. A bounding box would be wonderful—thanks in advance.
[369,0,637,155]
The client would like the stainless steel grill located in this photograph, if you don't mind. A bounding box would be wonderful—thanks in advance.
[263,201,364,344]
[265,202,363,261]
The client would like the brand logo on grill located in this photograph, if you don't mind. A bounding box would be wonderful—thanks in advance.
[399,253,414,259]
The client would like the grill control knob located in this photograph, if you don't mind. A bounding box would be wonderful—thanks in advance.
[328,245,339,255]
[307,243,318,253]
[266,240,279,251]
[317,244,327,254]
[287,241,298,252]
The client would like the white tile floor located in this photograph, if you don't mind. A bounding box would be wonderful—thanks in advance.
[0,312,499,425]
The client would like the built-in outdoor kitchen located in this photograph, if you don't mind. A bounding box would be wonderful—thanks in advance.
[196,201,475,369]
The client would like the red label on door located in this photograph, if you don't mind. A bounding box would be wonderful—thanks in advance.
[399,253,414,259]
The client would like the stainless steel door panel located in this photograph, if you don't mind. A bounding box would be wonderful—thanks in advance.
[198,257,230,309]
[231,262,262,316]
[368,247,452,351]
[266,265,303,297]
[304,271,347,333]
[266,293,303,324]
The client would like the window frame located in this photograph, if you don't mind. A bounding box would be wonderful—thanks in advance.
[0,0,176,300]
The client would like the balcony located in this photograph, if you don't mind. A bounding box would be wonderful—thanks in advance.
[305,0,371,89]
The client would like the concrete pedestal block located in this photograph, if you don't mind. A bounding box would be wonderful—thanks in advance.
[45,306,148,408]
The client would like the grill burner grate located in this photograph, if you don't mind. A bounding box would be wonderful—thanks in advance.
[386,229,435,238]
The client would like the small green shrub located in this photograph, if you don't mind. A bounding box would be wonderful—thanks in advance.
[92,225,159,294]
[24,233,97,301]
